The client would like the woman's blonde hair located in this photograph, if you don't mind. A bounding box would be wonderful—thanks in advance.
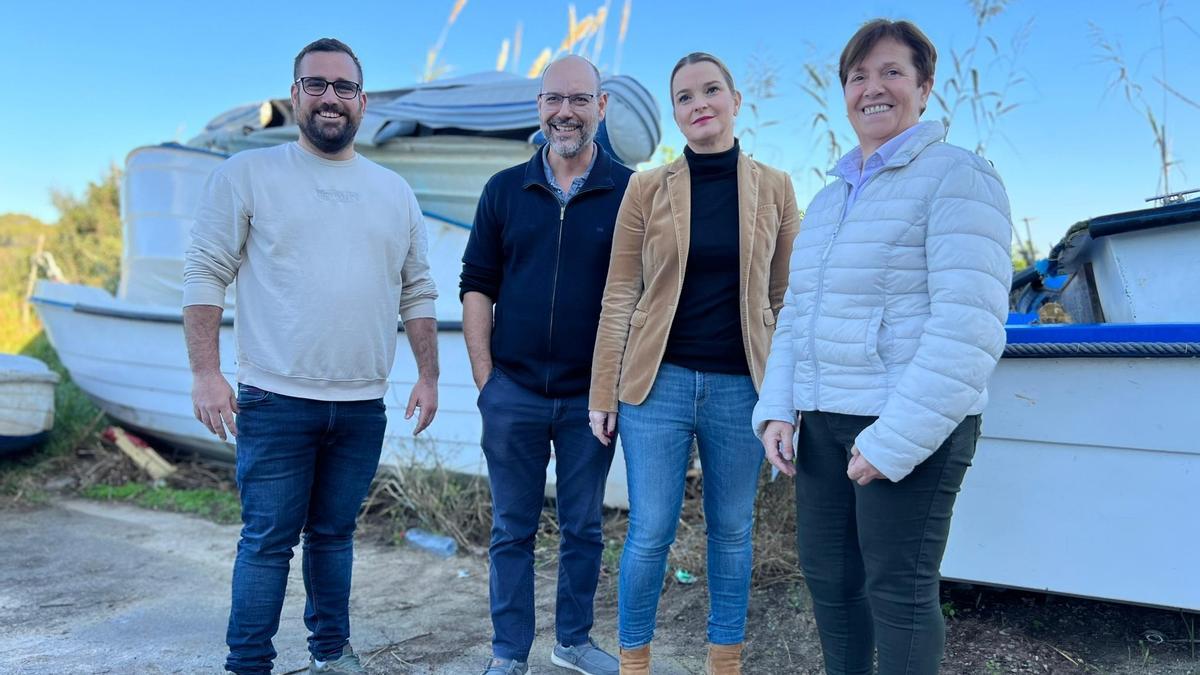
[669,52,736,102]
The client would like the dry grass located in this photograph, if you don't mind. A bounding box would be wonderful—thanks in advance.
[356,454,803,592]
[361,464,494,555]
[1088,0,1191,198]
[651,468,801,588]
[931,0,1033,157]
[423,0,470,82]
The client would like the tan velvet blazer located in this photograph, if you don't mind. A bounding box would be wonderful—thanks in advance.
[589,152,801,412]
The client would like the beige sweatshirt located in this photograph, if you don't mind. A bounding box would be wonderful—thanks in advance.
[183,142,437,401]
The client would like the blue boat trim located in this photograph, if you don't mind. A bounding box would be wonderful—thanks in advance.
[28,296,75,310]
[1089,199,1200,239]
[0,431,49,455]
[1006,323,1200,343]
[1004,323,1200,358]
[1010,266,1039,291]
[423,211,472,230]
[29,296,463,332]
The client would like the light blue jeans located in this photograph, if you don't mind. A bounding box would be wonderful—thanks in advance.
[617,362,763,648]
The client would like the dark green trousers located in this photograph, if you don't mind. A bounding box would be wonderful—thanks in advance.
[794,411,980,675]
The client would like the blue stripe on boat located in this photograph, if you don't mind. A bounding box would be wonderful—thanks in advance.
[1006,323,1200,344]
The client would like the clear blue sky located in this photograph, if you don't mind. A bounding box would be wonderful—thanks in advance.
[3,0,1198,252]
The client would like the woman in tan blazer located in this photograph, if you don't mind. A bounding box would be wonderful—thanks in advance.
[587,52,800,675]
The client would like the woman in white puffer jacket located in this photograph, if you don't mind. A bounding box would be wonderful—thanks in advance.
[752,19,1013,675]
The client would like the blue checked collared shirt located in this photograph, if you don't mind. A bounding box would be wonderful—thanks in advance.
[542,142,598,205]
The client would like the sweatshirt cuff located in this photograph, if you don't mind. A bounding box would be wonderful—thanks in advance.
[400,299,437,323]
[458,279,499,302]
[182,282,228,309]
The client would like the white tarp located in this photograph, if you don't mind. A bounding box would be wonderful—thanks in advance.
[190,72,661,166]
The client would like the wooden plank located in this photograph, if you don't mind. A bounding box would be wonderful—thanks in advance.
[103,426,176,481]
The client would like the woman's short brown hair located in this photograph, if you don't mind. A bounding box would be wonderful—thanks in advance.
[838,19,936,88]
[669,52,736,101]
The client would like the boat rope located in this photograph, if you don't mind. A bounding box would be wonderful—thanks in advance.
[1004,341,1200,358]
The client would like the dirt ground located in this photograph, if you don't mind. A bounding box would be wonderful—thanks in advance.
[3,436,1197,674]
[1,497,1197,674]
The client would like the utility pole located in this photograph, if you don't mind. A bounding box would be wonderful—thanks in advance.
[1020,216,1037,267]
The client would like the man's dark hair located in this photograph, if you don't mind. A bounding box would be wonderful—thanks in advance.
[293,38,363,83]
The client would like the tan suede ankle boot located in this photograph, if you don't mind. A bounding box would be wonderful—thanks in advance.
[705,642,744,675]
[619,644,650,675]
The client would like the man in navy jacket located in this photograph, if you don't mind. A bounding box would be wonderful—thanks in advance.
[459,55,632,675]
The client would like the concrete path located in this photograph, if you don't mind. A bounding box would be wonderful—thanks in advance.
[0,500,696,674]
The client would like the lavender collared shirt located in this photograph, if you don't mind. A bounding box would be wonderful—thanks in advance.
[832,123,924,218]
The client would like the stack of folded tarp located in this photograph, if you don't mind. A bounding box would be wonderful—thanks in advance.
[190,71,662,167]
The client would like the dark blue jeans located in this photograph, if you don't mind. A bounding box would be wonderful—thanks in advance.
[225,385,386,675]
[478,368,615,662]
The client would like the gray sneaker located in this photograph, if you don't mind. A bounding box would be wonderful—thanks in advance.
[551,638,618,675]
[482,657,529,674]
[309,643,366,674]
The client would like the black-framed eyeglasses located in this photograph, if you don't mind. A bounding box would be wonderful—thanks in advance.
[295,77,362,100]
[537,92,599,108]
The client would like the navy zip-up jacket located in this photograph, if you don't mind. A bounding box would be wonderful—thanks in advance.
[460,144,633,397]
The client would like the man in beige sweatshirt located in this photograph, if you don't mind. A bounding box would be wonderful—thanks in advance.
[182,38,438,675]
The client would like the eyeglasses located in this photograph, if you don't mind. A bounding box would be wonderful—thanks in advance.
[537,92,598,109]
[295,77,362,100]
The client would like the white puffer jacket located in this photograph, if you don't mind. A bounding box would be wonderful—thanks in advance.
[752,122,1012,481]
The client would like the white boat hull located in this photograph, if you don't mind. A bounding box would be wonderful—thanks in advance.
[943,355,1199,610]
[31,280,630,509]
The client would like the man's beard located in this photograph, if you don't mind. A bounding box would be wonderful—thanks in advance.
[543,115,597,159]
[300,103,360,155]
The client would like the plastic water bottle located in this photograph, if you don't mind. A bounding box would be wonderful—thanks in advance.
[404,528,457,558]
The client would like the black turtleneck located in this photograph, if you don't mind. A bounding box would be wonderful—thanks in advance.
[663,140,749,375]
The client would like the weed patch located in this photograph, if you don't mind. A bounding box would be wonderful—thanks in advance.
[83,482,241,524]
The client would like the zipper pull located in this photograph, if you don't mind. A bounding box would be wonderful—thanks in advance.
[560,204,566,223]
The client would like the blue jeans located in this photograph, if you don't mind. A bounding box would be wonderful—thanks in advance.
[478,368,615,662]
[617,363,762,648]
[225,385,386,675]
